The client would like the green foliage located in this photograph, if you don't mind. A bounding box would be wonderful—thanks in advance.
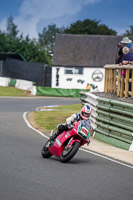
[18,35,51,64]
[38,24,64,53]
[0,17,51,65]
[124,26,133,36]
[64,19,117,35]
[6,16,19,38]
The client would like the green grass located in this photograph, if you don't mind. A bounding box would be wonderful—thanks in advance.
[0,87,31,96]
[34,104,82,132]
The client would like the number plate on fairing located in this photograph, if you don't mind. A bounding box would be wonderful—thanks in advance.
[78,126,90,139]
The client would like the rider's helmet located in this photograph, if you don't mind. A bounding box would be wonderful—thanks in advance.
[80,104,92,120]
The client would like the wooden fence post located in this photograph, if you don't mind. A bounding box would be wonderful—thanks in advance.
[120,76,124,98]
[113,69,116,93]
[104,69,108,93]
[125,69,129,97]
[131,69,133,98]
[117,69,121,96]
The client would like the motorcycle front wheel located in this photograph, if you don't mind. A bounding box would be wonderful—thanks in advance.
[41,140,52,158]
[60,141,80,163]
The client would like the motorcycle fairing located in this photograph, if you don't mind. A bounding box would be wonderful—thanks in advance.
[77,124,90,140]
[48,121,90,157]
[48,129,80,157]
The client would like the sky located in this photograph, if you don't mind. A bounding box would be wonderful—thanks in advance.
[0,0,133,39]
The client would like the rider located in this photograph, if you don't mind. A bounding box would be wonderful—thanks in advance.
[50,104,92,141]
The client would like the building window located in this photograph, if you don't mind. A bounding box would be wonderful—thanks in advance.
[64,67,83,75]
[65,68,73,74]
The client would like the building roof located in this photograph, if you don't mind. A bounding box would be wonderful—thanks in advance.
[53,34,133,67]
[0,53,26,61]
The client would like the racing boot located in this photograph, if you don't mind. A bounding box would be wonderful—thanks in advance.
[50,124,68,141]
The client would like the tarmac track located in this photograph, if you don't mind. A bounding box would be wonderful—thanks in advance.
[0,97,132,200]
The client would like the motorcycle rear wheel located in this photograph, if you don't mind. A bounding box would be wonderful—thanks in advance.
[60,141,80,163]
[41,140,52,158]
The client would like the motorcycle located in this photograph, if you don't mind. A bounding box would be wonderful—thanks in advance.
[41,120,91,163]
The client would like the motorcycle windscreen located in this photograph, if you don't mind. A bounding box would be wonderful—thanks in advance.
[77,120,90,140]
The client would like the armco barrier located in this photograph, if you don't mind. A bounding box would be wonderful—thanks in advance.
[80,91,133,151]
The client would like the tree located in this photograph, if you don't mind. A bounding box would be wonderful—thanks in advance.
[0,32,9,52]
[38,24,64,53]
[64,19,117,35]
[0,17,52,65]
[6,16,19,38]
[0,31,51,65]
[124,26,133,36]
[19,35,51,64]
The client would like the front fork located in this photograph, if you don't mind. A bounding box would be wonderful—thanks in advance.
[66,137,74,149]
[66,137,81,149]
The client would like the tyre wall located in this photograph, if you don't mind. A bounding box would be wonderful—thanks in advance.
[80,92,133,151]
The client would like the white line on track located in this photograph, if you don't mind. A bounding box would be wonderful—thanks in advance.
[23,111,133,169]
[23,112,49,139]
[80,148,133,169]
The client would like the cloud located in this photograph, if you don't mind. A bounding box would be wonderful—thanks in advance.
[115,27,127,36]
[0,0,101,38]
[19,0,100,18]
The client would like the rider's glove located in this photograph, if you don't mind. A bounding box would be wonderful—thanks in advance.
[67,123,74,130]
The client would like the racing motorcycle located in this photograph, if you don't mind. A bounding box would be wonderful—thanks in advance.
[41,120,91,163]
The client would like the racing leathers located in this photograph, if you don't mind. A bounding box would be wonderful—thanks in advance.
[50,113,83,140]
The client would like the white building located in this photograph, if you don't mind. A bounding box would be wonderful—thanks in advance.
[52,34,125,92]
[52,67,104,91]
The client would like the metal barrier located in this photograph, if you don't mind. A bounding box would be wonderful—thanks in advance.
[80,91,133,151]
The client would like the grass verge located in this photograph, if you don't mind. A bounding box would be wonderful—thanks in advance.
[0,87,31,96]
[33,104,81,133]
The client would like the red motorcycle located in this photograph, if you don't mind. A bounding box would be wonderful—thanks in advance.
[41,120,91,163]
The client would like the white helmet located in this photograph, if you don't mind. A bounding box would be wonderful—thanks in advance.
[80,104,92,120]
